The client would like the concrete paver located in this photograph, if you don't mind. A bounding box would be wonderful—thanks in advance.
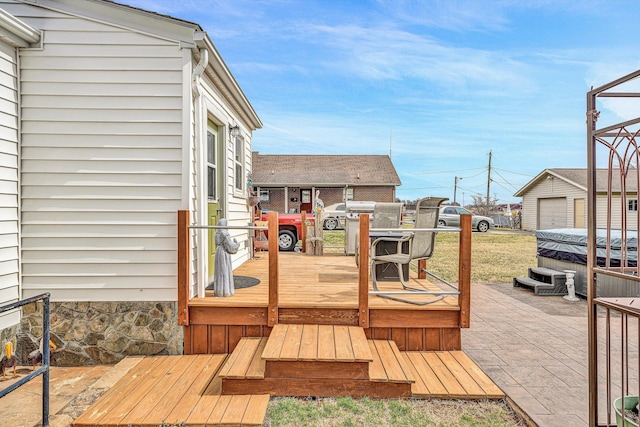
[0,357,142,427]
[463,282,638,427]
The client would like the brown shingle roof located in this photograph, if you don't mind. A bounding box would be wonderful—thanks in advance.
[251,153,401,186]
[514,168,638,196]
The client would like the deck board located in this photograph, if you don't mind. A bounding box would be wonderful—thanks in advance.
[245,338,268,379]
[226,338,261,379]
[317,324,336,361]
[299,324,319,361]
[280,324,303,360]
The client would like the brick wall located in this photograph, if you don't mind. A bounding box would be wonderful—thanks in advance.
[258,185,395,212]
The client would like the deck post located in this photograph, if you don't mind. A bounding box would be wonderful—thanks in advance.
[301,211,307,254]
[268,211,279,326]
[358,214,370,328]
[458,213,472,328]
[177,210,190,326]
[418,259,427,279]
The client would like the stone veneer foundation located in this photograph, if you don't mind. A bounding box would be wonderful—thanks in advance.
[15,301,183,366]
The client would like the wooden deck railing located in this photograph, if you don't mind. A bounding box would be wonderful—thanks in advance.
[176,210,471,328]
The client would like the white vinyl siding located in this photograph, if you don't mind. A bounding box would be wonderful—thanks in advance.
[520,176,587,231]
[5,4,184,301]
[595,194,638,231]
[520,173,638,231]
[0,39,20,329]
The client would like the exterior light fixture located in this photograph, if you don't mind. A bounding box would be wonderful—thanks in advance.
[229,125,241,138]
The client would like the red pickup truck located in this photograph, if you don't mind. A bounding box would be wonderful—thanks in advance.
[260,211,315,251]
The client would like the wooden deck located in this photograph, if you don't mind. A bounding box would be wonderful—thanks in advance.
[179,210,472,364]
[185,253,466,354]
[73,346,503,427]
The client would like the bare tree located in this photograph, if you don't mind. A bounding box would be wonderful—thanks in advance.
[470,195,498,216]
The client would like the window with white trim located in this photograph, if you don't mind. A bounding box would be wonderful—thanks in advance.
[343,187,354,201]
[629,199,638,211]
[207,130,216,201]
[234,135,244,191]
[260,189,270,201]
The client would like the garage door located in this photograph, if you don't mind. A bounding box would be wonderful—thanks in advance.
[538,197,567,230]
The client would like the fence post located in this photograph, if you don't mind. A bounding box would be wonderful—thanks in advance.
[459,214,472,328]
[268,211,279,326]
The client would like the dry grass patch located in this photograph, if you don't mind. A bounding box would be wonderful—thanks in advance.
[427,231,537,285]
[323,230,537,285]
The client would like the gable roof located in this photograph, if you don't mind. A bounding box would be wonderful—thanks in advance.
[514,168,638,197]
[252,153,401,187]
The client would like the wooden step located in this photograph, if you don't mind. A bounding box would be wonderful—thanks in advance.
[262,324,373,362]
[368,340,415,383]
[402,350,505,399]
[218,337,267,380]
[221,335,413,398]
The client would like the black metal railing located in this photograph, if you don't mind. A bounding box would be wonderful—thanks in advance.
[0,293,51,427]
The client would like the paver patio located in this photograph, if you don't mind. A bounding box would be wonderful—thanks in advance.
[463,282,638,427]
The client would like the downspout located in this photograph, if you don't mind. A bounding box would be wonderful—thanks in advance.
[192,47,208,299]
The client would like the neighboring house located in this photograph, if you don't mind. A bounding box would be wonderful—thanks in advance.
[514,168,637,231]
[252,153,401,212]
[0,0,261,365]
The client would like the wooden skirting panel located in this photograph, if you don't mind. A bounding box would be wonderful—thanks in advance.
[184,325,273,354]
[367,327,461,351]
[185,325,460,354]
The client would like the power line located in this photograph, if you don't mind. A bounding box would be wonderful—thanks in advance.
[492,167,536,178]
[415,167,484,176]
[492,169,521,191]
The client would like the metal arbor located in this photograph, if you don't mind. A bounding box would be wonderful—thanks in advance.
[587,69,640,426]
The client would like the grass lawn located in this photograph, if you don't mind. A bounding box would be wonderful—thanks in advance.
[274,230,535,426]
[321,229,537,285]
[265,396,526,427]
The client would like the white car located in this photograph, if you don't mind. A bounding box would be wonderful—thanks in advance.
[322,203,346,230]
[438,206,494,232]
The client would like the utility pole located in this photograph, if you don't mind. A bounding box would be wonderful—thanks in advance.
[486,150,492,213]
[454,176,462,205]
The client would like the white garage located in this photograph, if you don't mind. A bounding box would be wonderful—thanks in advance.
[515,168,637,231]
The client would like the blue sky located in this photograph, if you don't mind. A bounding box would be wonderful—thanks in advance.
[127,0,640,205]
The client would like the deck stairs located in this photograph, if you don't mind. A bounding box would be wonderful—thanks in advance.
[73,324,504,427]
[513,267,568,296]
[219,324,414,398]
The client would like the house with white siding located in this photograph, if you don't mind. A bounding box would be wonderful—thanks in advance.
[0,0,261,365]
[514,168,637,231]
